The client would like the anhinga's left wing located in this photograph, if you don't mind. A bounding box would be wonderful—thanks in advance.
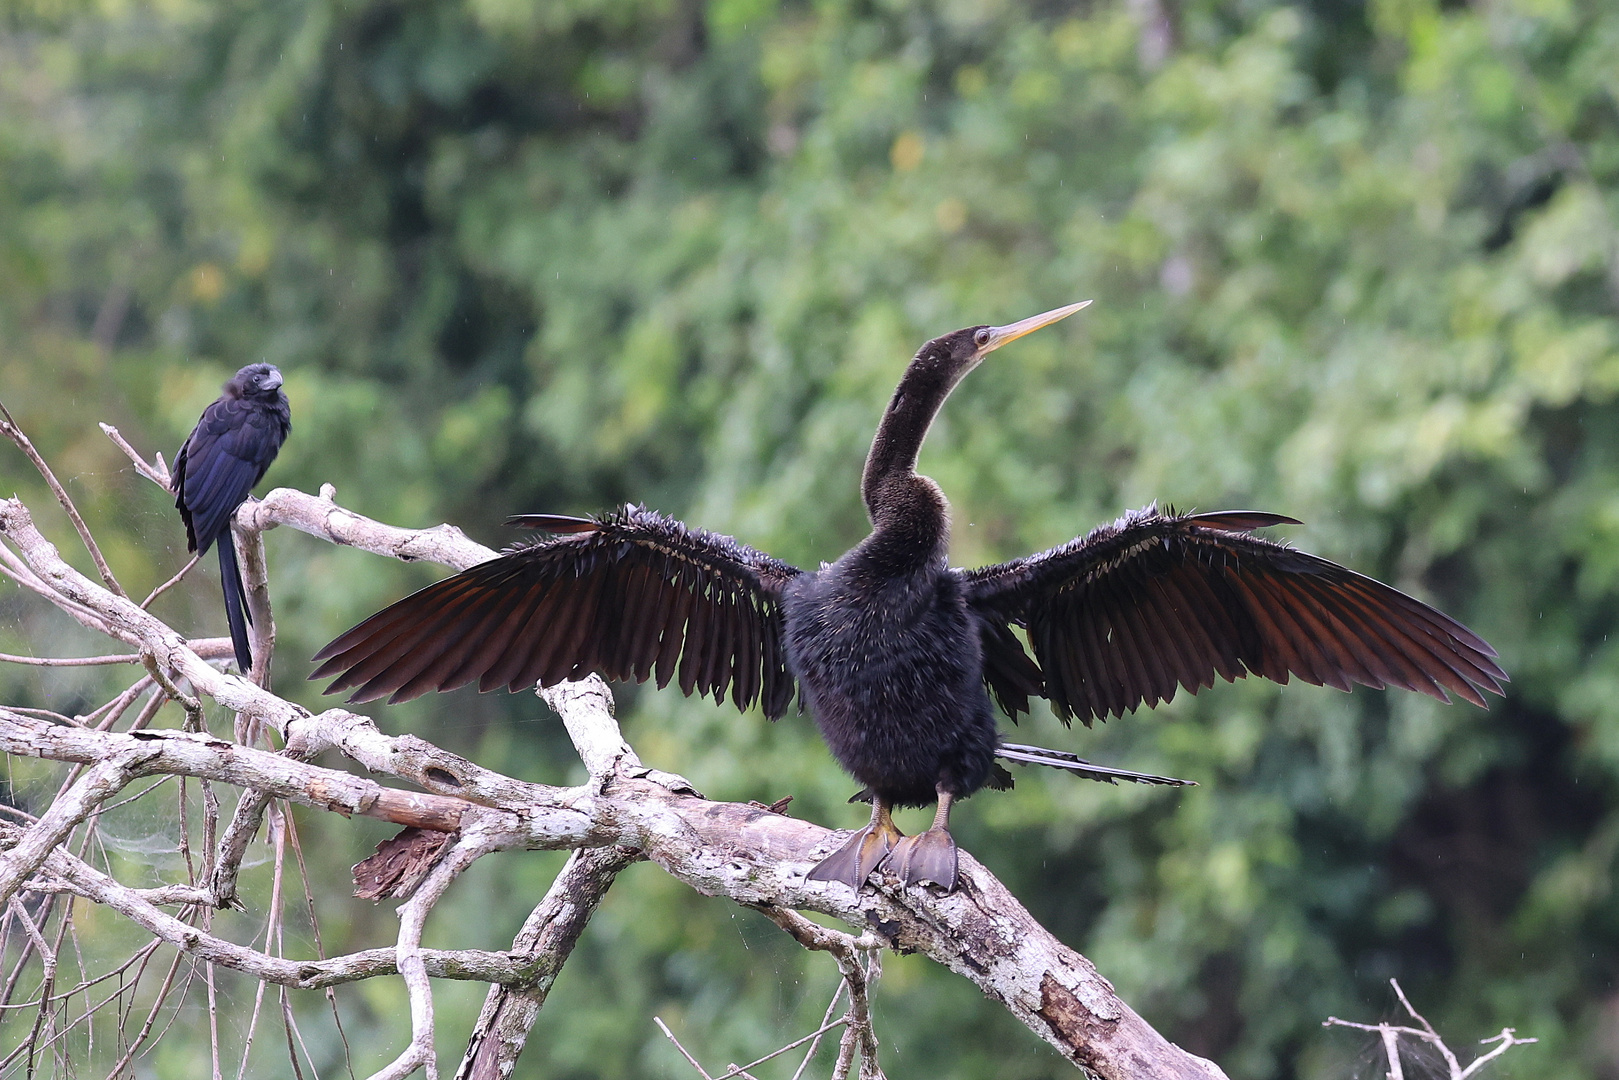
[959,506,1507,726]
[312,506,803,716]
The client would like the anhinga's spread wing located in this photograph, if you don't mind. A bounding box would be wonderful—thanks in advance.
[960,506,1507,726]
[312,506,803,715]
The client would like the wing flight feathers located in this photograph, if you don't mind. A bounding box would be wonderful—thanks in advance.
[962,505,1507,725]
[311,505,802,715]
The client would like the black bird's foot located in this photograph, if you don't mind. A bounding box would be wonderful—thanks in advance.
[884,827,959,891]
[807,803,903,888]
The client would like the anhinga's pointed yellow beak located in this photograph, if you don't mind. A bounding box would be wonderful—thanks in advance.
[980,300,1092,355]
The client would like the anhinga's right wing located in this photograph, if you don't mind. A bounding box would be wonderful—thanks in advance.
[960,506,1507,726]
[312,505,803,716]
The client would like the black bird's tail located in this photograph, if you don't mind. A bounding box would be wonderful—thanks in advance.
[217,538,254,674]
[994,742,1195,786]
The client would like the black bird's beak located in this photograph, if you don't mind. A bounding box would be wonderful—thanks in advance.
[979,300,1092,356]
[262,371,284,391]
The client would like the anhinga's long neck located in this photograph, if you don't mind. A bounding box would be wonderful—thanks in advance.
[856,302,1090,552]
[861,365,955,542]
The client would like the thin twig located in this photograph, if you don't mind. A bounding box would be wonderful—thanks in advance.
[0,755,139,909]
[0,541,115,633]
[0,937,163,1012]
[99,423,171,489]
[0,399,126,597]
[747,905,885,1080]
[141,554,201,609]
[286,809,357,1079]
[791,981,847,1080]
[140,650,204,732]
[7,896,57,1077]
[101,945,187,1079]
[1459,1029,1539,1079]
[656,1007,856,1080]
[655,1017,715,1080]
[0,651,141,667]
[77,677,154,731]
[1324,979,1537,1080]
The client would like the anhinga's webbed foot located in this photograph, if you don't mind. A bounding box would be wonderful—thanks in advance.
[807,800,903,888]
[886,828,959,890]
[884,788,960,891]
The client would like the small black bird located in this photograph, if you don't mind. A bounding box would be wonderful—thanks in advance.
[312,303,1506,891]
[174,363,291,674]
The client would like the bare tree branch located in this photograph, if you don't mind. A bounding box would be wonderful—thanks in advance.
[457,846,640,1080]
[0,756,138,909]
[0,469,1234,1080]
[1324,979,1537,1080]
[0,711,472,836]
[235,519,276,689]
[0,651,143,667]
[0,400,126,598]
[99,423,170,488]
[141,553,201,609]
[745,905,884,1080]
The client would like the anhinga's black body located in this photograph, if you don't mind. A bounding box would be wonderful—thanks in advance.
[312,303,1507,891]
[174,363,291,674]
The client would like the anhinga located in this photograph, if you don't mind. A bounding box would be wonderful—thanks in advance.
[312,303,1506,891]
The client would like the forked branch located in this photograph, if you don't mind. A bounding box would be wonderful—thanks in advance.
[1323,978,1537,1080]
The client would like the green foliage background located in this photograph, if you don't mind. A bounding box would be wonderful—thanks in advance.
[1,0,1617,1074]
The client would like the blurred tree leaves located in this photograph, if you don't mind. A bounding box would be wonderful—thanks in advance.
[2,0,1618,1075]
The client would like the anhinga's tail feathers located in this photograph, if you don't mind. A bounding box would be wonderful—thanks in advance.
[218,540,254,674]
[995,742,1195,787]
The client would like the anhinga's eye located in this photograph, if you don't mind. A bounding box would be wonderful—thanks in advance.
[974,328,990,347]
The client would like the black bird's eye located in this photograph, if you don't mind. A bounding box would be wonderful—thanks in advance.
[974,329,990,347]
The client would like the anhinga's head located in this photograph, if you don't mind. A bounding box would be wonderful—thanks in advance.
[904,300,1092,403]
[864,300,1093,525]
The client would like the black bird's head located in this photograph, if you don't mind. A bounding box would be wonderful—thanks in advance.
[226,363,286,403]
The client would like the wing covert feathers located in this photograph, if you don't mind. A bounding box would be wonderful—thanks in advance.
[962,505,1507,726]
[312,505,802,715]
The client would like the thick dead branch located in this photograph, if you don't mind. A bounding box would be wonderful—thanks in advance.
[238,485,494,569]
[0,711,471,835]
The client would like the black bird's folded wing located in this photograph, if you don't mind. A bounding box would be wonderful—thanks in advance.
[312,505,803,716]
[959,506,1507,726]
[174,400,286,552]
